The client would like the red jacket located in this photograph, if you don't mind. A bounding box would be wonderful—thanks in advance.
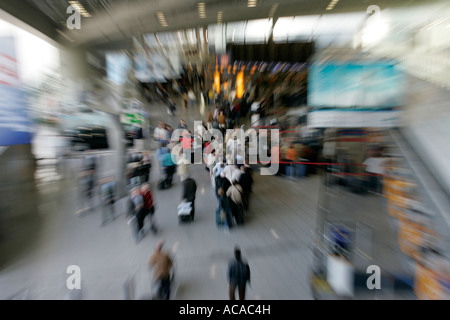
[140,190,154,209]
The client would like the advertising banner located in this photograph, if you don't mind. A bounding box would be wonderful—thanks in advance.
[0,36,31,146]
[308,62,404,108]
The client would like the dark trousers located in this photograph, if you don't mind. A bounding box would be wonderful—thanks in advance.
[242,191,250,210]
[158,277,171,300]
[216,196,233,228]
[229,283,246,300]
[229,200,244,225]
[164,166,176,187]
[136,208,146,232]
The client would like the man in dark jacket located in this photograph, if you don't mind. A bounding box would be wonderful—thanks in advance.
[238,165,253,210]
[215,172,233,229]
[227,246,250,300]
[181,174,197,220]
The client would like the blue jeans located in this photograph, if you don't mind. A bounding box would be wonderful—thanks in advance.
[216,196,233,228]
[286,163,296,177]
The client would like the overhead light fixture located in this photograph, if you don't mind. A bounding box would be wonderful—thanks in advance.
[198,2,206,18]
[156,11,168,26]
[217,11,223,24]
[57,29,74,42]
[68,1,91,17]
[268,3,279,17]
[326,0,339,11]
[248,0,257,8]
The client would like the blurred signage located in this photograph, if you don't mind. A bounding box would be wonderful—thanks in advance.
[308,62,404,108]
[308,109,401,128]
[0,37,32,146]
[106,52,132,86]
[121,113,144,125]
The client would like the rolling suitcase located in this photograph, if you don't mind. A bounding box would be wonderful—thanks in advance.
[177,201,193,223]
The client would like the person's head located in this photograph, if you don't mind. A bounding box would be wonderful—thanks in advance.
[159,121,165,128]
[234,246,242,261]
[232,179,238,185]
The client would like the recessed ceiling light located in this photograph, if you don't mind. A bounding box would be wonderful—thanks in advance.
[156,12,168,26]
[325,0,339,10]
[68,1,91,17]
[198,2,207,18]
[248,0,257,8]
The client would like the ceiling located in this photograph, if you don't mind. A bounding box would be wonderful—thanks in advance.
[0,0,444,48]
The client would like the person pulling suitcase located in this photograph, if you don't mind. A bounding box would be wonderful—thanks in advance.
[180,174,197,221]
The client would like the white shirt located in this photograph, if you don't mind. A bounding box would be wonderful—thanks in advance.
[154,127,168,140]
[223,164,241,183]
[251,101,261,113]
[363,157,386,174]
[213,163,226,177]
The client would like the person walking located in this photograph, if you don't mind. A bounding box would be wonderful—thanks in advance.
[181,174,197,221]
[227,246,251,300]
[188,89,196,108]
[141,151,152,183]
[149,240,173,300]
[128,187,145,242]
[226,180,244,225]
[238,166,253,210]
[161,149,177,189]
[206,108,214,130]
[218,110,227,135]
[100,176,116,225]
[140,183,158,234]
[227,180,244,225]
[286,143,299,178]
[182,91,189,109]
[178,119,188,130]
[215,172,233,230]
[153,121,169,144]
[167,98,176,116]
